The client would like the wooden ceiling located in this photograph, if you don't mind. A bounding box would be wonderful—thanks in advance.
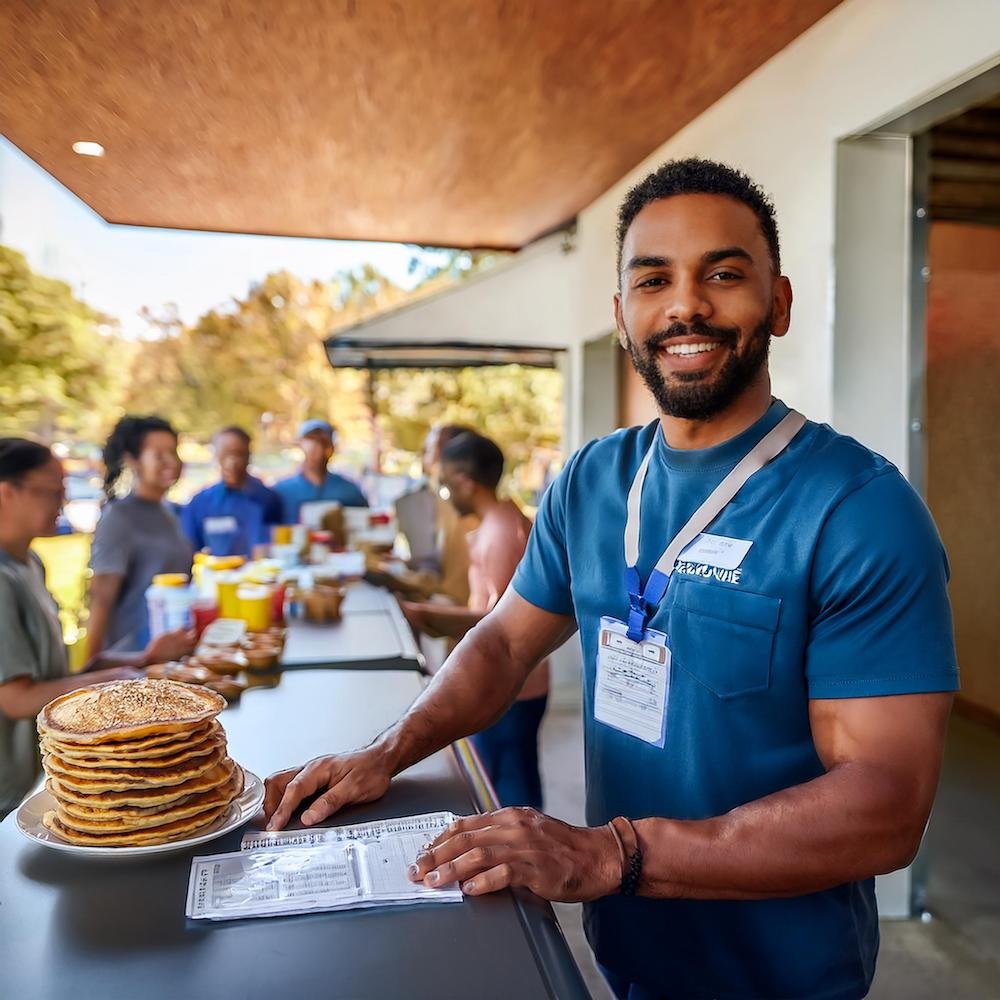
[930,95,1000,227]
[0,0,841,249]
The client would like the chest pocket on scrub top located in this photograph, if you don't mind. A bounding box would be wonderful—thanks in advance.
[668,578,781,698]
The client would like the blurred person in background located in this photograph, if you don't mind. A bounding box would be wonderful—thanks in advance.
[181,426,282,557]
[399,431,549,809]
[394,423,476,605]
[87,416,195,657]
[0,439,191,819]
[273,419,367,524]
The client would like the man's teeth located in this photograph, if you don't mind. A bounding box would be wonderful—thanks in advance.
[663,342,720,356]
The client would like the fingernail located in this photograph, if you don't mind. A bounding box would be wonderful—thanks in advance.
[427,871,440,885]
[462,881,476,893]
[408,864,420,879]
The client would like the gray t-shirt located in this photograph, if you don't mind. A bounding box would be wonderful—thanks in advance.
[89,494,193,651]
[0,550,68,818]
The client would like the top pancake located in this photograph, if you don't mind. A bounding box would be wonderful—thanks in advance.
[38,679,226,744]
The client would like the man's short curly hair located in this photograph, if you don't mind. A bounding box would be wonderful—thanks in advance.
[616,158,781,279]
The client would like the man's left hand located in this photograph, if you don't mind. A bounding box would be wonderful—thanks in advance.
[407,807,621,902]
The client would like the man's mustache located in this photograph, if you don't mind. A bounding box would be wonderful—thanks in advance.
[646,321,740,352]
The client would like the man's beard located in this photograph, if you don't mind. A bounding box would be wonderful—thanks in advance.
[625,315,772,420]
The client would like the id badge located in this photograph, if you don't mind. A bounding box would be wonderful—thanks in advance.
[204,516,239,535]
[594,616,670,748]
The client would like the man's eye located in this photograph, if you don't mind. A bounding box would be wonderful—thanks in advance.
[637,276,667,288]
[709,271,741,282]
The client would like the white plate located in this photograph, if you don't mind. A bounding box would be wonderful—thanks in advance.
[15,767,264,861]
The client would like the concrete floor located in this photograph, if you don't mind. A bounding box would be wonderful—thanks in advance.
[537,705,1000,1000]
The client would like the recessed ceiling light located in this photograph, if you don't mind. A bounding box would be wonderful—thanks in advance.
[72,141,105,157]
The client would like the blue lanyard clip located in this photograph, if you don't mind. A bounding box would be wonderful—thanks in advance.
[623,566,670,643]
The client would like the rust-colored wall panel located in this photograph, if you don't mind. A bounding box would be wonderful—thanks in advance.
[926,222,1000,719]
[0,0,841,247]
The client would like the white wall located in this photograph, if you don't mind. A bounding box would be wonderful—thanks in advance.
[571,0,1000,441]
[358,0,1000,456]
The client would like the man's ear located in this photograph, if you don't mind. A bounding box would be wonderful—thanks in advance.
[614,292,629,351]
[770,276,793,339]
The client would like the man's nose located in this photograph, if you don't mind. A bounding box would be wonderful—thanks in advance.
[663,274,712,326]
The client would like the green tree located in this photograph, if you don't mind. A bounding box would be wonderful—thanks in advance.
[373,366,562,466]
[0,245,122,440]
[119,256,562,493]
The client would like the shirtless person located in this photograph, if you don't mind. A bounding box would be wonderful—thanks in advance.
[399,431,549,809]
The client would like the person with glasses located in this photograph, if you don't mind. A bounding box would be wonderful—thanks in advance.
[0,438,191,819]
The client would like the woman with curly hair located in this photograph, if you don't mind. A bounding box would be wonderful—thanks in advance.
[86,416,194,657]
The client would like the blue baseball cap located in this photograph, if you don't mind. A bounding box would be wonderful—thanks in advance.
[297,419,335,441]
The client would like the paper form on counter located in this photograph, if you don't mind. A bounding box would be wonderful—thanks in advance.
[186,812,462,921]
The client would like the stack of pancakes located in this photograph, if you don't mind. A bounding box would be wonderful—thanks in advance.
[37,678,244,847]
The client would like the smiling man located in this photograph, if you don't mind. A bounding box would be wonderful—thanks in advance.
[264,159,958,1000]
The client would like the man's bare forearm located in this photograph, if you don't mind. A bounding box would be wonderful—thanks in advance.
[377,593,576,777]
[377,617,523,775]
[636,762,929,900]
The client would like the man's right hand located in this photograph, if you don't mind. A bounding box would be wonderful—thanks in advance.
[263,746,394,832]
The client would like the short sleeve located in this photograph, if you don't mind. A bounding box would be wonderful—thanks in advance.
[343,480,368,508]
[512,458,576,617]
[88,503,132,577]
[805,470,959,699]
[0,575,42,683]
[272,480,299,524]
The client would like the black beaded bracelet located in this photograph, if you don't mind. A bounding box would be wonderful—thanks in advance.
[620,843,643,895]
[615,816,643,896]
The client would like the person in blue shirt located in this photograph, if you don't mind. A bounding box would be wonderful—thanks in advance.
[181,426,283,557]
[272,419,367,524]
[262,159,958,1000]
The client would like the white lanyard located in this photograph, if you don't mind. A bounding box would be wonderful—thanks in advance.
[622,409,805,641]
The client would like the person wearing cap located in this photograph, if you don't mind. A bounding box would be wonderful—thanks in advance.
[273,419,367,525]
[181,426,283,557]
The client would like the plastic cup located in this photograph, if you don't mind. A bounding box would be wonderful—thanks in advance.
[272,525,294,545]
[216,572,243,619]
[237,583,273,632]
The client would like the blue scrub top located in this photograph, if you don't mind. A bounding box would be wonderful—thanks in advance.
[272,470,368,524]
[512,399,959,1000]
[180,476,283,556]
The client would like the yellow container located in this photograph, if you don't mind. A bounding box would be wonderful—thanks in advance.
[216,571,243,619]
[152,573,189,587]
[192,552,208,588]
[207,556,246,571]
[272,525,294,545]
[237,583,273,632]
